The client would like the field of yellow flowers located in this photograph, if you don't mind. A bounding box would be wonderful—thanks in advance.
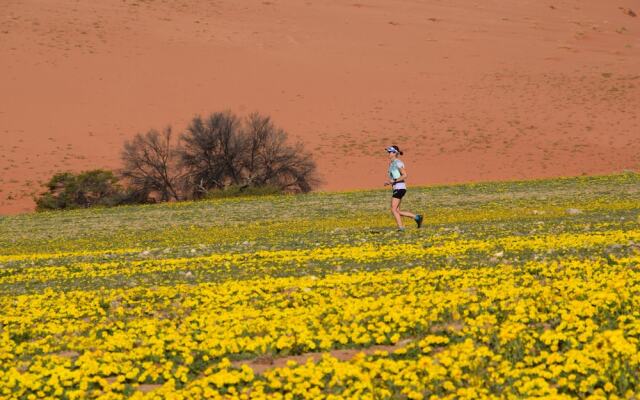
[1,173,639,399]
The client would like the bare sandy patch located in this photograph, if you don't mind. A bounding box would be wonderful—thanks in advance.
[232,339,414,374]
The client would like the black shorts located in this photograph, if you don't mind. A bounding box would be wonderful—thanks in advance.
[392,189,406,199]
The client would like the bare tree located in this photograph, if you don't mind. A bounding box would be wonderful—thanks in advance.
[121,126,181,202]
[178,111,244,198]
[241,113,319,192]
[117,111,320,200]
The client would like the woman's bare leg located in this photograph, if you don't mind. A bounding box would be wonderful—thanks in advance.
[391,197,404,228]
[395,198,416,219]
[399,210,416,219]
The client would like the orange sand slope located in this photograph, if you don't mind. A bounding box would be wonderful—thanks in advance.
[1,0,638,214]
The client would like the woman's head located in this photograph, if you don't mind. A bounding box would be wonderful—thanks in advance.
[385,145,403,158]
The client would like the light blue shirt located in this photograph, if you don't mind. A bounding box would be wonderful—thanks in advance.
[388,159,406,189]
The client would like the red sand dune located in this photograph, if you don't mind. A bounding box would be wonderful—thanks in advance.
[1,0,638,214]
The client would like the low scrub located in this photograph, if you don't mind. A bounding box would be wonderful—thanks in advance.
[34,169,148,211]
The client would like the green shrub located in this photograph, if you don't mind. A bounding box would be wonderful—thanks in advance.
[35,170,149,211]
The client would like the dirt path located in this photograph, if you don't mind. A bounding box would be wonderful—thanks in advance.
[231,339,415,375]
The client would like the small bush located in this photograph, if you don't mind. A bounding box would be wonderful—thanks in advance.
[35,170,149,211]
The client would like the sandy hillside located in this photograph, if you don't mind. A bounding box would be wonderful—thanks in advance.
[1,0,638,214]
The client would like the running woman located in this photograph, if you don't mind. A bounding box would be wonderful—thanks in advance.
[384,145,423,231]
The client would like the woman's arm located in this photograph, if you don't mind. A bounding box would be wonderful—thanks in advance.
[398,167,408,181]
[385,167,408,185]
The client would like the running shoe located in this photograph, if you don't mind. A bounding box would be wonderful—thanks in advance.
[415,214,423,228]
